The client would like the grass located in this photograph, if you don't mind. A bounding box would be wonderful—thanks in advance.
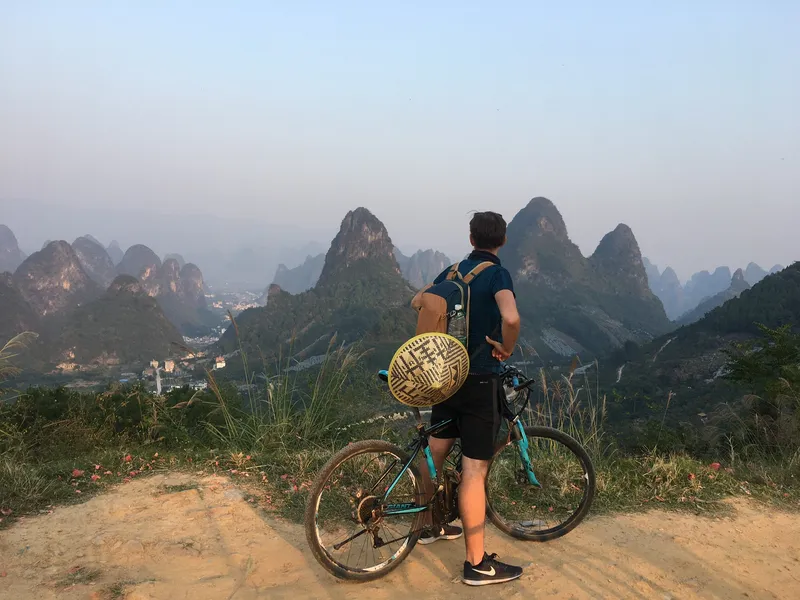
[525,361,608,457]
[591,453,798,514]
[103,578,157,598]
[0,326,377,526]
[158,482,200,494]
[532,361,799,513]
[55,566,102,588]
[1,327,799,534]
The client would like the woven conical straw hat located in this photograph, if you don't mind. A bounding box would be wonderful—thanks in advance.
[388,333,470,408]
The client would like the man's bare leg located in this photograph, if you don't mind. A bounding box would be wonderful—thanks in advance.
[459,456,490,566]
[428,436,455,476]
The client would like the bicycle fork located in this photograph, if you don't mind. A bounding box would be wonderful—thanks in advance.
[510,418,541,487]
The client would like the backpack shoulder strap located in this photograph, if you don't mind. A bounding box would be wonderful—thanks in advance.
[444,262,461,281]
[462,261,496,284]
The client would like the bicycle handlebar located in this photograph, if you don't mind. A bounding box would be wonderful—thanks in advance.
[377,364,533,391]
[498,362,535,392]
[376,363,533,420]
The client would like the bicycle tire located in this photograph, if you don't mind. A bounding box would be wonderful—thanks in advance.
[486,425,596,541]
[304,439,425,581]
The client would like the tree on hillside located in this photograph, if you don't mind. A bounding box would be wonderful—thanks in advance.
[721,324,800,457]
[724,325,800,397]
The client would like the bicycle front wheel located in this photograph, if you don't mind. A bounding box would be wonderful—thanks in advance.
[486,425,595,541]
[304,440,425,581]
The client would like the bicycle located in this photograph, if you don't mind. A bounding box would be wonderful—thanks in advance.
[304,363,596,581]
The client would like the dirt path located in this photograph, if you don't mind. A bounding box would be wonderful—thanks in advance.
[1,473,798,600]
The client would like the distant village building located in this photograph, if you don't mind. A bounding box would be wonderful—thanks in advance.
[164,359,175,373]
[190,380,208,390]
[150,360,159,369]
[214,356,226,370]
[119,372,137,383]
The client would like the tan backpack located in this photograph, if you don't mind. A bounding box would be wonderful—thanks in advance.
[413,261,496,347]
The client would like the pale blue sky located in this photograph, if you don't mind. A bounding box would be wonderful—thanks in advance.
[2,1,798,279]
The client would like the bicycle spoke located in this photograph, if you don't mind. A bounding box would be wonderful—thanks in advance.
[311,446,422,574]
[333,526,368,551]
[369,458,400,495]
[487,427,594,539]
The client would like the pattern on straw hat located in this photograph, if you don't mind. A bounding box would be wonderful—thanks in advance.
[388,333,469,408]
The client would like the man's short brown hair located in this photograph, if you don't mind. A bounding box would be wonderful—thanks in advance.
[470,211,506,249]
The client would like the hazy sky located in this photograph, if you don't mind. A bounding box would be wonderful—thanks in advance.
[2,1,798,281]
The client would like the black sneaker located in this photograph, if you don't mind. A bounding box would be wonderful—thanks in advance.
[463,552,523,586]
[418,524,463,545]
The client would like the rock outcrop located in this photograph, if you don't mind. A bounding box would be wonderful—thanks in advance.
[50,274,184,366]
[317,208,402,288]
[0,273,39,341]
[590,224,651,297]
[106,240,124,265]
[219,208,415,365]
[499,197,671,358]
[0,224,26,274]
[12,241,100,317]
[395,249,452,289]
[72,236,116,288]
[644,260,788,321]
[684,267,732,310]
[116,244,161,279]
[139,259,214,335]
[677,268,751,326]
[657,267,685,320]
[271,254,325,295]
[501,197,587,285]
[744,262,768,286]
[164,253,186,268]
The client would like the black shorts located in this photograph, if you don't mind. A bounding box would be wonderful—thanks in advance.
[430,373,502,460]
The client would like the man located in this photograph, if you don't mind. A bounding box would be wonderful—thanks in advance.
[410,211,522,586]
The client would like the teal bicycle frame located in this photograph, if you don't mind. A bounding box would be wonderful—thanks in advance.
[378,369,541,518]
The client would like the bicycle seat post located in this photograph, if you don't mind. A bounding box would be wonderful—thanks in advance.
[411,407,423,428]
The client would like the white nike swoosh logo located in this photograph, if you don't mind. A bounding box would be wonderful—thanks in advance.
[473,566,495,576]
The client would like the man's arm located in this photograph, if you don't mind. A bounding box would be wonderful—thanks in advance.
[486,289,520,360]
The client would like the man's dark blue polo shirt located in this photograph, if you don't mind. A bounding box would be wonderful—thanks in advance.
[432,250,515,375]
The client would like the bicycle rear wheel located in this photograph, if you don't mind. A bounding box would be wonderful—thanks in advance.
[486,425,595,541]
[304,440,425,581]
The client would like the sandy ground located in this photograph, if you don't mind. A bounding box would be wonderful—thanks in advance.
[1,473,798,600]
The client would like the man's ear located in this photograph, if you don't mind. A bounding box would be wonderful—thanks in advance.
[469,234,475,247]
[500,235,507,248]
